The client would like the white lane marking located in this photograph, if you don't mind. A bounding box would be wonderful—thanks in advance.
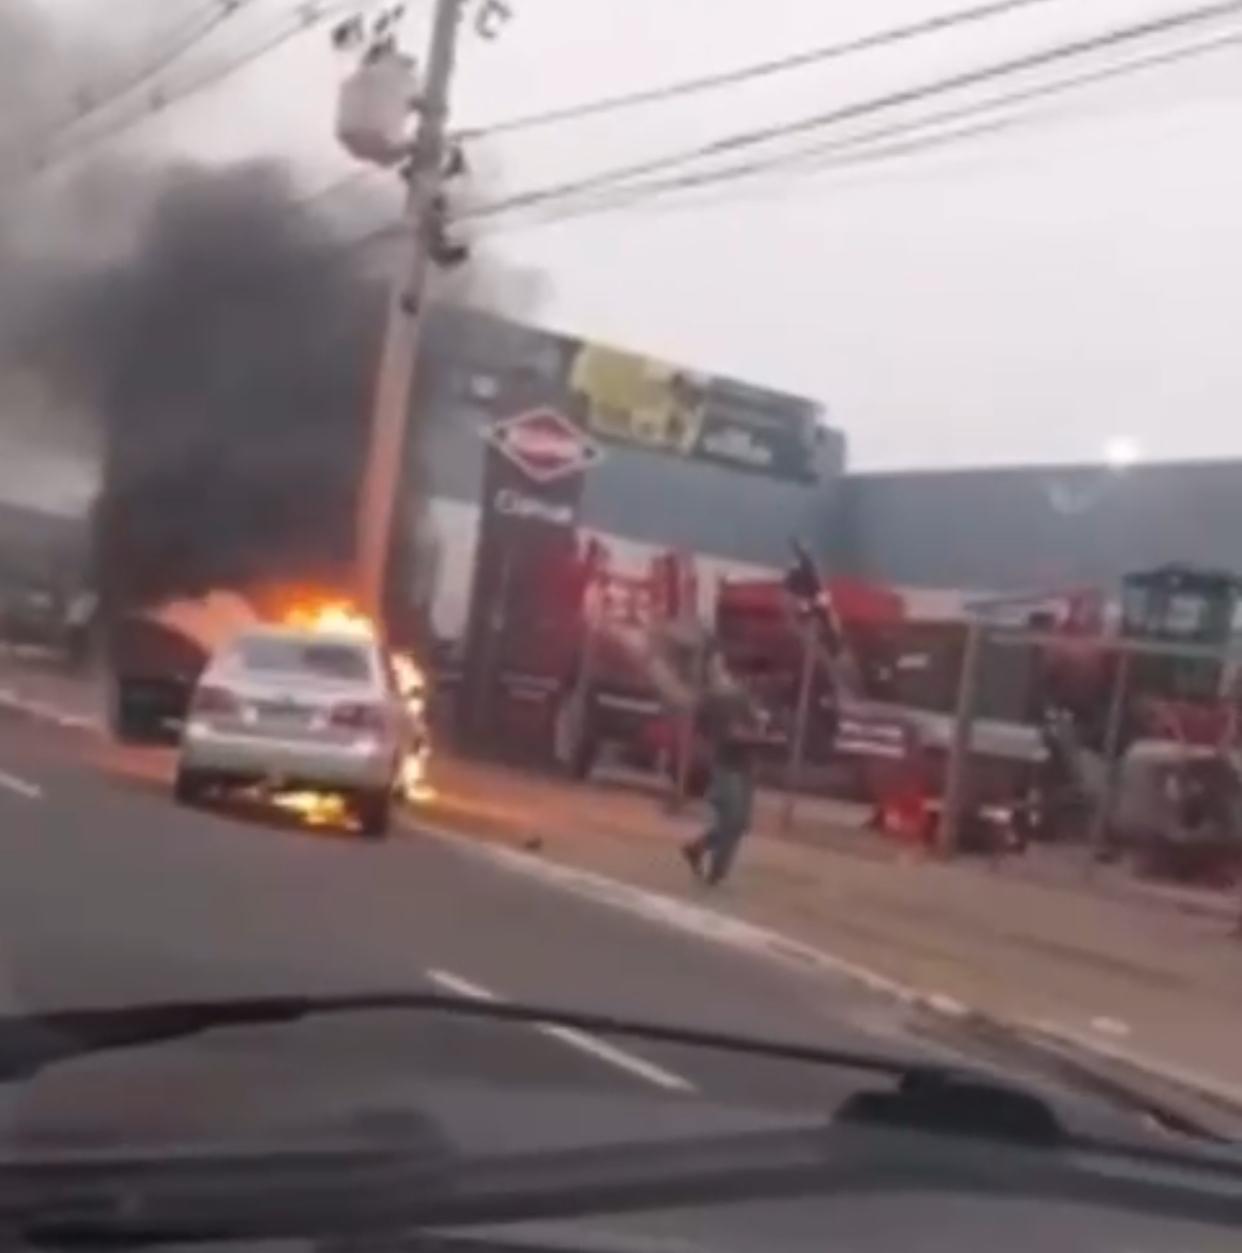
[1090,1016,1131,1038]
[415,825,1242,1111]
[0,768,42,801]
[536,1022,696,1092]
[427,967,696,1093]
[428,968,499,1002]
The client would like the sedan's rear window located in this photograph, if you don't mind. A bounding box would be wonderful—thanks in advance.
[234,637,373,682]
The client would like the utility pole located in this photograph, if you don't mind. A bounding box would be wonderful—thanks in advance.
[355,0,466,620]
[780,617,818,832]
[940,617,984,856]
[1087,647,1131,870]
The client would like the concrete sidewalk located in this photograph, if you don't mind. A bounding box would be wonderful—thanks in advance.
[4,654,1240,1108]
[0,652,105,731]
[421,753,1242,1107]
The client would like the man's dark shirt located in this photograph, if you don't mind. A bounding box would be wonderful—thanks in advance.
[699,689,758,773]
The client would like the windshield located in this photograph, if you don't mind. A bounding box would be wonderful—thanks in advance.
[2,0,1241,1249]
[232,636,374,682]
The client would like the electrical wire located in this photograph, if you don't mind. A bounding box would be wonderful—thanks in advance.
[24,0,370,180]
[45,0,251,145]
[475,21,1242,235]
[229,6,1242,280]
[458,0,1242,225]
[455,0,1069,141]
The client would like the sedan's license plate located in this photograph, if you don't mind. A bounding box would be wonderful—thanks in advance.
[254,700,311,724]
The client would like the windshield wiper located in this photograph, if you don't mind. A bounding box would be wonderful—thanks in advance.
[6,994,1242,1244]
[2,992,1226,1147]
[0,990,981,1087]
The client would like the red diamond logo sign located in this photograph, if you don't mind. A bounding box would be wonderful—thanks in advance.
[484,408,603,483]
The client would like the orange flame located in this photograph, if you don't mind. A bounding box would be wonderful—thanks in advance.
[271,790,351,828]
[391,649,424,697]
[283,597,376,639]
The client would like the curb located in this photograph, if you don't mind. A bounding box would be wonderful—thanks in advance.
[2,687,1236,1123]
[410,815,968,1021]
[0,687,105,734]
[411,814,1242,1125]
[1020,1017,1242,1119]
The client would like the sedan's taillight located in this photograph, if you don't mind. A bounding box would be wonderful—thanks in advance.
[330,701,385,731]
[191,684,239,716]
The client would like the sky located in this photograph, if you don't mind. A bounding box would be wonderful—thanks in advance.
[19,0,1242,476]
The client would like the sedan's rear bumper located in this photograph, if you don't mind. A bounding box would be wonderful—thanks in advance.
[180,720,395,791]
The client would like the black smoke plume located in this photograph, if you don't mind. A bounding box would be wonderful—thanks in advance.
[2,4,543,635]
[0,5,383,614]
[53,162,385,612]
[0,4,391,615]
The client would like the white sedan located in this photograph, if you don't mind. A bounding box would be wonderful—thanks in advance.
[175,625,410,837]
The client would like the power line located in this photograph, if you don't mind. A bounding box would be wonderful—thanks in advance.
[25,1,367,180]
[456,0,1068,141]
[46,1,250,146]
[458,0,1242,224]
[477,21,1242,235]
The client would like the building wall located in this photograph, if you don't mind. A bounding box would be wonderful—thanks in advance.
[407,309,1242,627]
[838,459,1242,594]
[410,307,844,637]
[0,502,88,584]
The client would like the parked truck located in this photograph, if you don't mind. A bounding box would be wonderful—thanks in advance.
[106,591,258,744]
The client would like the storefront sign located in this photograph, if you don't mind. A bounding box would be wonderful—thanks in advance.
[565,342,821,482]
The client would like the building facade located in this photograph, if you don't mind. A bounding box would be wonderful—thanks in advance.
[837,458,1242,602]
[411,307,1242,636]
[411,307,845,638]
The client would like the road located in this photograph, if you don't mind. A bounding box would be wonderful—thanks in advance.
[0,706,957,1119]
[0,701,1166,1153]
[2,704,1238,1252]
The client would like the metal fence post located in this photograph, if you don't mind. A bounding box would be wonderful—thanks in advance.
[1087,648,1130,871]
[571,598,599,768]
[669,634,706,812]
[781,618,817,832]
[475,549,513,748]
[940,619,984,857]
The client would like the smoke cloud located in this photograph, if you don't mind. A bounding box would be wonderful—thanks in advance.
[2,3,543,628]
[0,8,373,618]
[57,162,384,609]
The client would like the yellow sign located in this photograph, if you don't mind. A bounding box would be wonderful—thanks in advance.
[568,343,706,456]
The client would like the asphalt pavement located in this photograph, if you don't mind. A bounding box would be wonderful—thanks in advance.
[4,705,1241,1253]
[0,707,967,1132]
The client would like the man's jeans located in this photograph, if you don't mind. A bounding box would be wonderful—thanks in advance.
[694,766,754,884]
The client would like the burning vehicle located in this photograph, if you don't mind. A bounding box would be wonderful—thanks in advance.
[105,589,258,744]
[110,587,431,833]
[175,601,429,839]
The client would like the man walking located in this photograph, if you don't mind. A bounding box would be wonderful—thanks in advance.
[682,681,761,886]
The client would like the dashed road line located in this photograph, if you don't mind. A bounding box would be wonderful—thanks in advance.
[415,826,1238,1117]
[1090,1015,1131,1038]
[426,967,696,1094]
[0,768,42,801]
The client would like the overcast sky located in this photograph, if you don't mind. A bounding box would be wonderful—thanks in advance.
[27,0,1242,475]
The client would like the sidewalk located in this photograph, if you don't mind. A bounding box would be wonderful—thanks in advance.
[421,753,1242,1106]
[4,653,1240,1109]
[0,651,105,731]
